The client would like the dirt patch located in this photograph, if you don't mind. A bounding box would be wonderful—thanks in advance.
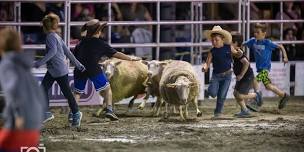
[41,98,304,152]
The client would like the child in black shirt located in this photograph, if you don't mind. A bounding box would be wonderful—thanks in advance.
[232,33,262,117]
[73,19,140,121]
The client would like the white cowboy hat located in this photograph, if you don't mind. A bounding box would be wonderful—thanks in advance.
[204,25,232,44]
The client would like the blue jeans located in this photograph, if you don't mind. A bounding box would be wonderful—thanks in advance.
[208,71,232,115]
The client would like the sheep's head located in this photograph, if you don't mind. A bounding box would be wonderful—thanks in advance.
[101,60,122,79]
[166,76,196,105]
[142,60,168,78]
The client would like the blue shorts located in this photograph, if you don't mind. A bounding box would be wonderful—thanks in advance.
[74,72,109,93]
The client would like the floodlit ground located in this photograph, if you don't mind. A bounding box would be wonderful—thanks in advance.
[41,98,304,152]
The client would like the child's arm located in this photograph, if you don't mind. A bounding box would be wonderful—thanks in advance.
[236,57,250,81]
[113,52,141,61]
[277,44,288,64]
[103,42,141,61]
[34,35,57,68]
[202,51,212,72]
[62,40,85,72]
[231,45,242,57]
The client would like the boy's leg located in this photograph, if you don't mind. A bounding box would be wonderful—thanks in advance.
[56,75,82,127]
[99,87,119,121]
[208,74,220,98]
[41,72,55,123]
[56,75,79,114]
[265,83,285,97]
[214,74,231,116]
[41,72,55,112]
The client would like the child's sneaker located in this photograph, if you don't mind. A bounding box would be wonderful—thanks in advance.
[43,112,54,123]
[256,91,263,107]
[71,111,83,127]
[278,93,289,109]
[246,100,260,112]
[234,110,253,118]
[211,113,223,120]
[105,109,119,121]
[68,111,73,124]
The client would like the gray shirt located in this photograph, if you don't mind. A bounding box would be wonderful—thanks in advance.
[0,52,46,129]
[35,32,84,78]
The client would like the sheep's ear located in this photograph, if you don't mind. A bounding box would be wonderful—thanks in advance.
[141,60,149,65]
[159,62,168,67]
[98,62,105,68]
[115,61,122,66]
[166,83,176,88]
[189,82,198,88]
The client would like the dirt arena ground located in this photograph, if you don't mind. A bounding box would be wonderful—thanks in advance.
[41,97,304,152]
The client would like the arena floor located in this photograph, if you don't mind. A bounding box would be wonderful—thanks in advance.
[42,98,304,152]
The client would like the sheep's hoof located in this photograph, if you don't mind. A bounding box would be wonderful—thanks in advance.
[95,109,103,117]
[163,112,169,119]
[197,112,203,117]
[137,105,144,110]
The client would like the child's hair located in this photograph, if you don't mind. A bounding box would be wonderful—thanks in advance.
[0,27,22,52]
[231,32,243,47]
[81,21,106,37]
[210,33,224,39]
[254,23,267,33]
[42,13,60,32]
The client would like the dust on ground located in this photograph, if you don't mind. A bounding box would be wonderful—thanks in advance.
[42,98,304,152]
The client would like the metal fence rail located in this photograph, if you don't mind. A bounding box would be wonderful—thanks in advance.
[0,0,303,62]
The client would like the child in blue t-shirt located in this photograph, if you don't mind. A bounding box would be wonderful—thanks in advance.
[243,23,289,110]
[202,26,240,119]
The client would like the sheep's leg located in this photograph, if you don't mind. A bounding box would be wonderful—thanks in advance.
[155,98,163,117]
[179,105,185,121]
[126,96,136,113]
[138,94,149,110]
[193,98,202,117]
[163,102,169,119]
[173,106,178,114]
[184,104,189,119]
[151,97,160,116]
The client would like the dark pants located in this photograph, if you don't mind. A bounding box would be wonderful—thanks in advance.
[41,72,79,114]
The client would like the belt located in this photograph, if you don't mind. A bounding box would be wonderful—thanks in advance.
[216,69,232,76]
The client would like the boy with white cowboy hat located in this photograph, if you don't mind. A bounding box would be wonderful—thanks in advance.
[73,19,141,121]
[202,25,241,119]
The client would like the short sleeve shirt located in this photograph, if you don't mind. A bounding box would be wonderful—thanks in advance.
[243,38,278,72]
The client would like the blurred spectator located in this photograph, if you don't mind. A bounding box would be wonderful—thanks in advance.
[120,3,153,60]
[21,2,47,44]
[47,3,64,21]
[0,2,14,22]
[70,4,95,42]
[283,28,297,61]
[275,2,303,39]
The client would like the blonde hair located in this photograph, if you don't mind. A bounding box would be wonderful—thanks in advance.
[0,27,22,52]
[42,13,60,32]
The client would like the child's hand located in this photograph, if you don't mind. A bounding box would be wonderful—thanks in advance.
[15,117,24,130]
[236,75,243,81]
[201,64,208,72]
[131,56,141,61]
[283,57,288,65]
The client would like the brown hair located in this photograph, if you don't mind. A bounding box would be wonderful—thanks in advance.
[254,23,267,33]
[0,27,22,52]
[81,19,107,37]
[42,13,60,32]
[211,33,224,39]
[231,32,243,47]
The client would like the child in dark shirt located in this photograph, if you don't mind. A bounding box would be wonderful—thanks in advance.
[231,33,262,117]
[73,19,141,121]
